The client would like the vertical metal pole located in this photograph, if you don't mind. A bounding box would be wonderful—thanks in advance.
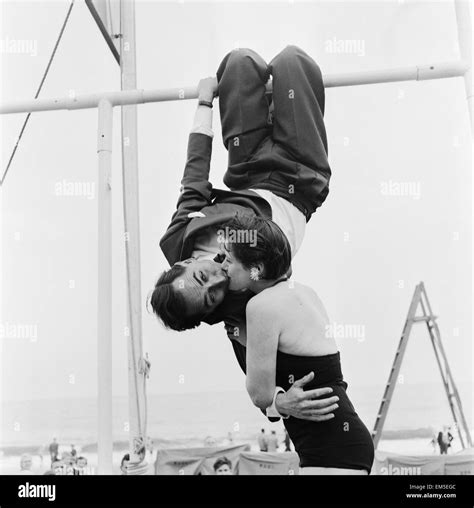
[454,0,473,131]
[0,189,3,418]
[97,99,113,475]
[120,0,147,466]
[454,4,474,445]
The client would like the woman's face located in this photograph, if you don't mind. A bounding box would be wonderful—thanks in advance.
[221,244,254,291]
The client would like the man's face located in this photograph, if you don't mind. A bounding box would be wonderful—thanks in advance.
[215,464,232,475]
[77,458,87,468]
[173,259,229,317]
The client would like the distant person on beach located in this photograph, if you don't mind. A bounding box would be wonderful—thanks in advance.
[49,437,59,465]
[19,454,34,475]
[437,426,454,454]
[447,427,454,451]
[437,431,447,454]
[267,430,278,452]
[213,457,233,475]
[51,460,64,475]
[62,451,75,466]
[57,452,76,475]
[283,429,291,452]
[70,444,77,458]
[75,456,88,475]
[257,429,268,452]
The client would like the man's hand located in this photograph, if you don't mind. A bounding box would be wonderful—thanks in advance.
[197,77,218,104]
[275,372,339,421]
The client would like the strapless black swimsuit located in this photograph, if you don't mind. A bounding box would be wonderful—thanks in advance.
[276,350,374,472]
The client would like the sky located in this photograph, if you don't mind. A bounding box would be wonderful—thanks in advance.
[0,0,472,412]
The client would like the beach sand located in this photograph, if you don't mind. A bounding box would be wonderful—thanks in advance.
[1,437,463,475]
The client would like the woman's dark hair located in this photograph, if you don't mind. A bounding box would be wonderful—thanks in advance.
[223,214,291,280]
[213,456,232,471]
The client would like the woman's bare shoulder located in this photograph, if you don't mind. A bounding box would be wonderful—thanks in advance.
[246,289,274,314]
[246,289,286,336]
[247,282,297,314]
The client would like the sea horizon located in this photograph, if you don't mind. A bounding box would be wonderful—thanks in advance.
[2,381,472,452]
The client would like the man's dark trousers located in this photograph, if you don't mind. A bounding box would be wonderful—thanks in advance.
[216,45,331,221]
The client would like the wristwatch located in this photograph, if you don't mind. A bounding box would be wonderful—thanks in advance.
[198,99,213,108]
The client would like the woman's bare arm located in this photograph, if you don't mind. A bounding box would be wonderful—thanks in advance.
[245,296,280,410]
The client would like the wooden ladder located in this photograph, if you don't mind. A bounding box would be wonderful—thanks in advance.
[372,282,472,449]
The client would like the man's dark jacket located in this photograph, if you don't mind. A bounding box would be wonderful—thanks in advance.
[160,134,272,264]
[159,133,273,374]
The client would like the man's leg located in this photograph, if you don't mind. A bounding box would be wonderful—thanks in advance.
[268,45,331,218]
[217,49,271,188]
[270,45,328,166]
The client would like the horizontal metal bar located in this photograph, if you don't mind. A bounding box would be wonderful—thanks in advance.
[0,60,468,115]
[324,60,468,87]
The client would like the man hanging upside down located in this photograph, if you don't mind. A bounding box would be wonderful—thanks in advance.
[150,46,335,422]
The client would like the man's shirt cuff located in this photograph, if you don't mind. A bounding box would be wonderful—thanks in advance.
[190,105,214,137]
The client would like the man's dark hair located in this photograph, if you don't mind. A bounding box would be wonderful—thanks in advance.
[224,214,291,280]
[121,453,130,467]
[213,456,232,471]
[148,264,202,331]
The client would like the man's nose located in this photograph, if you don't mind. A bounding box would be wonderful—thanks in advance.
[208,271,227,286]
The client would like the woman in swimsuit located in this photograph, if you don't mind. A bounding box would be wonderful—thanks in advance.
[221,214,374,474]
